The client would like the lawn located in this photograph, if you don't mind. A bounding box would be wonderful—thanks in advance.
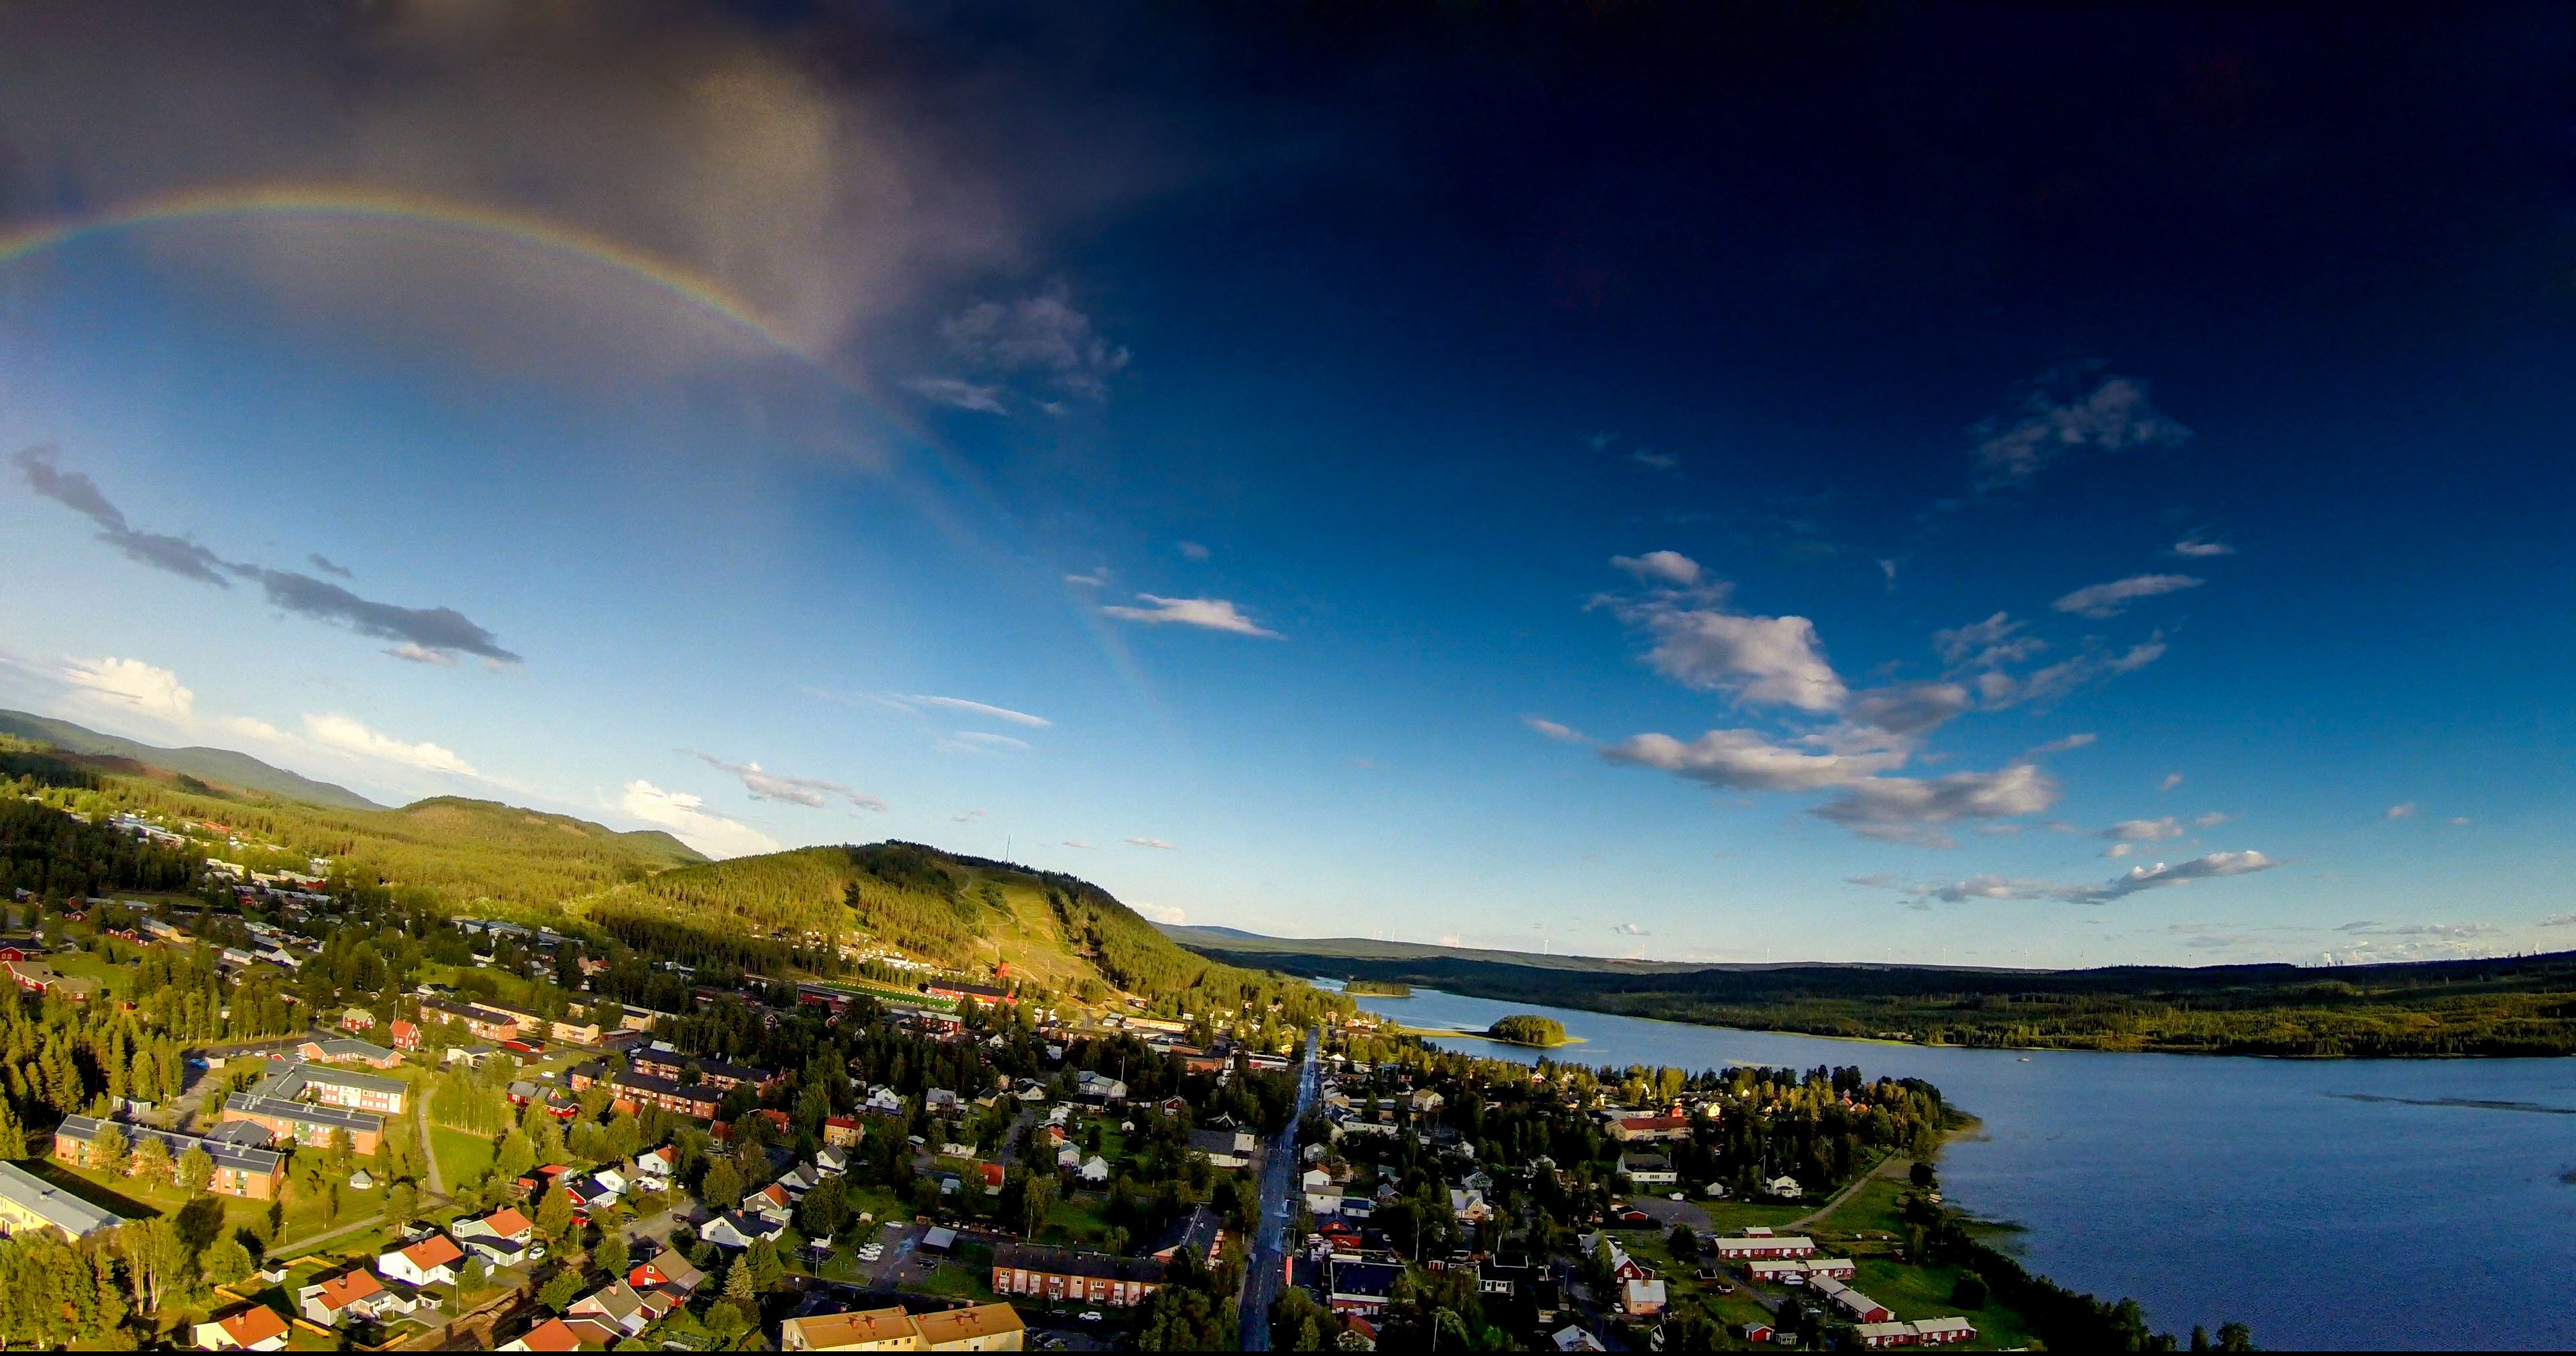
[1690,1198,1813,1233]
[910,1240,1000,1303]
[1845,1256,2035,1349]
[432,1125,497,1191]
[1809,1174,1916,1242]
[27,1155,276,1241]
[1038,1192,1116,1248]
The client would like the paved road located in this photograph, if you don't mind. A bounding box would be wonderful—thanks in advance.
[1238,1030,1320,1351]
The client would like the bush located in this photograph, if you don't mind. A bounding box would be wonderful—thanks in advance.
[1951,1270,1988,1308]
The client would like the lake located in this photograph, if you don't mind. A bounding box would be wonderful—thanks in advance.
[1324,982,2576,1351]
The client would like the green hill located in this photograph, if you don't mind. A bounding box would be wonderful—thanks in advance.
[584,840,1348,1021]
[0,708,383,809]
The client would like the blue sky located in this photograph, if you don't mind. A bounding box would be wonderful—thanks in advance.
[2,2,2571,966]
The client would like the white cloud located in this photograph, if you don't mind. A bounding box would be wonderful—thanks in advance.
[690,752,885,811]
[1609,922,1651,936]
[2103,817,2187,842]
[1125,836,1175,850]
[302,713,476,775]
[949,730,1031,753]
[1522,715,1585,744]
[1136,903,1187,924]
[1629,449,1677,470]
[2193,811,2229,828]
[2171,536,2235,558]
[936,283,1130,402]
[1177,541,1211,562]
[2062,850,2279,905]
[1878,558,1898,586]
[1971,372,2191,488]
[2539,913,2575,928]
[2161,771,2185,791]
[901,376,1007,413]
[220,715,284,741]
[1062,840,1096,850]
[2385,803,2418,820]
[62,657,195,722]
[1811,762,2060,848]
[894,695,1052,728]
[2051,574,2204,620]
[2104,842,2137,858]
[386,642,459,666]
[1101,594,1281,638]
[1063,568,1108,587]
[1597,561,1845,712]
[1601,728,1905,793]
[618,780,780,859]
[2028,732,2096,755]
[954,809,987,823]
[2449,817,2470,827]
[1609,550,1703,588]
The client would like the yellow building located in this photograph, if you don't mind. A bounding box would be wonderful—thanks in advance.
[779,1303,1024,1352]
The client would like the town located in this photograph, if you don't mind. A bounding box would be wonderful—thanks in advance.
[0,751,2073,1351]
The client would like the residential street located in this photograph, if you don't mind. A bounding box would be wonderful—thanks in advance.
[1238,1029,1320,1351]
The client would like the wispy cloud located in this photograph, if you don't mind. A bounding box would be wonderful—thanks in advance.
[307,553,355,578]
[2051,573,2204,620]
[1856,849,2280,907]
[619,780,779,858]
[1125,836,1175,850]
[2161,771,2185,791]
[1061,840,1096,850]
[2171,535,2235,558]
[2104,817,2187,842]
[953,809,987,823]
[15,445,233,585]
[689,752,885,811]
[1101,594,1281,638]
[1933,612,2043,669]
[1629,448,1678,470]
[1522,715,1585,744]
[1063,568,1109,587]
[2028,732,2097,756]
[1970,368,2191,489]
[1610,922,1651,936]
[2385,802,2418,820]
[1176,541,1211,562]
[897,695,1051,728]
[1136,903,1187,923]
[2193,811,2229,828]
[900,376,1007,413]
[1602,728,1908,794]
[1609,550,1703,588]
[948,730,1031,754]
[303,713,476,775]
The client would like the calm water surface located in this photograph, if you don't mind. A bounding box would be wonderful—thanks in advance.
[1327,983,2576,1351]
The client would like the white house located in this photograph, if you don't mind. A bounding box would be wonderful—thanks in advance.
[702,1210,789,1249]
[1075,1070,1128,1101]
[864,1086,903,1115]
[634,1147,677,1184]
[816,1145,850,1176]
[1078,1154,1110,1184]
[191,1306,291,1351]
[376,1235,465,1288]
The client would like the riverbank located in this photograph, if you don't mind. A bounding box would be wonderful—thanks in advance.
[1334,980,2576,1349]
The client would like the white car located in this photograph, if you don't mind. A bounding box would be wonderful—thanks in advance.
[1077,1310,1104,1322]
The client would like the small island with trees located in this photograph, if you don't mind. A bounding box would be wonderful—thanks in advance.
[1486,1013,1573,1047]
[1344,979,1412,997]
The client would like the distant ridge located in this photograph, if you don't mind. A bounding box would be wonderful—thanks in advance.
[1152,923,1990,974]
[0,708,384,811]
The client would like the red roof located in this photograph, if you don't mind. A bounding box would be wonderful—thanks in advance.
[979,1163,1006,1187]
[480,1206,534,1239]
[214,1306,292,1346]
[401,1235,466,1269]
[511,1318,584,1353]
[309,1269,384,1311]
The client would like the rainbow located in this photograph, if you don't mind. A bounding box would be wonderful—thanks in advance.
[0,182,808,357]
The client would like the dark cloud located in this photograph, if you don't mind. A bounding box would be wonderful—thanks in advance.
[307,553,355,578]
[16,447,519,664]
[237,566,521,664]
[14,446,233,585]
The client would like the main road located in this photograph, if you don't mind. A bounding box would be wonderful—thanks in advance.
[1238,1029,1321,1351]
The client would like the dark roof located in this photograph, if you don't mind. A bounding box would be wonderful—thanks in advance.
[225,1093,382,1134]
[1153,1204,1223,1260]
[610,1071,720,1103]
[1330,1260,1402,1299]
[992,1244,1167,1285]
[58,1115,281,1176]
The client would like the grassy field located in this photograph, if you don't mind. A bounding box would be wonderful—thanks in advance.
[25,1155,274,1241]
[431,1125,497,1191]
